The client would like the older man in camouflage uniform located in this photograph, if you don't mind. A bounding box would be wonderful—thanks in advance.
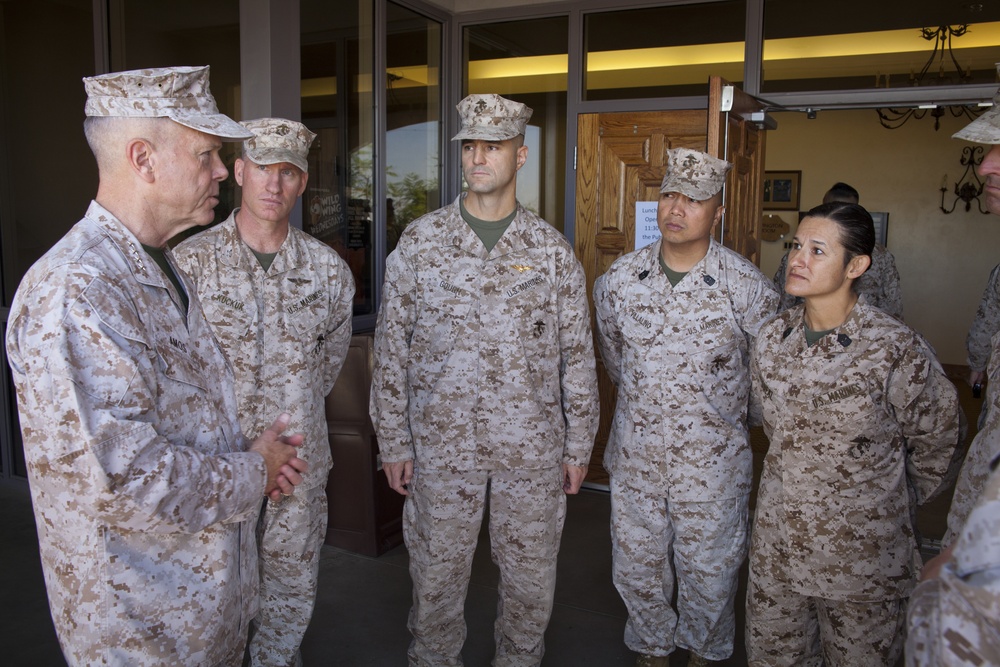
[907,69,1000,665]
[773,183,903,319]
[5,66,308,666]
[174,118,354,667]
[594,148,778,667]
[370,93,599,667]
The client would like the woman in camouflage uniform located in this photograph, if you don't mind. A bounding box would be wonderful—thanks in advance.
[746,202,962,666]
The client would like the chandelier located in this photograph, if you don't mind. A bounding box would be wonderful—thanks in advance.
[876,25,987,130]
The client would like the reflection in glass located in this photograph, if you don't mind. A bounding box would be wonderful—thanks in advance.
[301,0,376,317]
[761,0,1000,93]
[584,2,746,101]
[385,2,442,253]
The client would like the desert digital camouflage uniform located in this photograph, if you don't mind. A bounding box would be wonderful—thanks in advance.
[174,211,354,664]
[906,452,1000,666]
[944,323,1000,547]
[774,243,903,318]
[747,301,962,666]
[966,262,1000,388]
[6,202,267,666]
[370,194,599,666]
[593,236,777,660]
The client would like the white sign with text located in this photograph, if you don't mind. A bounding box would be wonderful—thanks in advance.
[635,201,660,250]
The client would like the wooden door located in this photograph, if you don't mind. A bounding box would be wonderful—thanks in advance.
[576,78,767,484]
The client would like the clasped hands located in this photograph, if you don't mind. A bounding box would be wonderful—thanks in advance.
[249,412,310,502]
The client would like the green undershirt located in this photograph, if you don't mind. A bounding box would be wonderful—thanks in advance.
[461,199,516,253]
[143,244,189,313]
[804,326,836,347]
[658,253,687,287]
[252,249,278,272]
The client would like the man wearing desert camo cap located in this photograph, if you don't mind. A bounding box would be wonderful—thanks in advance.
[371,93,599,665]
[594,147,777,667]
[906,63,1000,666]
[175,117,355,667]
[5,66,308,665]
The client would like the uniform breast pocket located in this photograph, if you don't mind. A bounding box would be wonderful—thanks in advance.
[288,291,330,336]
[157,342,209,392]
[797,387,900,495]
[412,283,473,359]
[690,329,743,375]
[620,311,658,347]
[511,287,555,342]
[200,291,257,346]
[691,332,747,415]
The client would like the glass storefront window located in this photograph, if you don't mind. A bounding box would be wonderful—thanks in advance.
[761,0,1000,94]
[301,0,376,317]
[385,1,442,253]
[464,17,568,231]
[584,2,746,101]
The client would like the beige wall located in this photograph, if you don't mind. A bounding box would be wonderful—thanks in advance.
[761,109,1000,365]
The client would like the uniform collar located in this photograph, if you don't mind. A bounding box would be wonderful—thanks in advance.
[217,208,304,275]
[448,193,535,259]
[638,237,724,294]
[781,300,867,355]
[85,200,169,289]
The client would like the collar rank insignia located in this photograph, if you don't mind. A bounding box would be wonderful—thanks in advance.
[703,275,716,286]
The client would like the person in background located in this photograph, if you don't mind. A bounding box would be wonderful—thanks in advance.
[174,117,355,667]
[594,148,778,667]
[370,93,599,666]
[5,66,308,666]
[746,202,961,666]
[907,71,1000,666]
[774,182,903,319]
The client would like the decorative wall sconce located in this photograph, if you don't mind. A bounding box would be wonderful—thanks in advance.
[940,145,988,214]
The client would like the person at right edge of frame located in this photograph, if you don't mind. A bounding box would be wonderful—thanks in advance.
[369,93,600,667]
[593,148,778,667]
[746,201,962,666]
[906,63,1000,667]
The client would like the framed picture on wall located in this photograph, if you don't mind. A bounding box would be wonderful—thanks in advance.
[870,211,889,247]
[763,171,801,211]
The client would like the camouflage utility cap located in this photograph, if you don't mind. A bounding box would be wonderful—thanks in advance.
[242,118,317,173]
[660,148,731,201]
[83,66,251,140]
[953,63,1000,144]
[452,94,533,142]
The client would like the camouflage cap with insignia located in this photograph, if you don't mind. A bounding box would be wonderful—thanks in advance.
[83,65,251,140]
[953,62,1000,144]
[660,148,732,200]
[451,93,533,142]
[241,118,317,173]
